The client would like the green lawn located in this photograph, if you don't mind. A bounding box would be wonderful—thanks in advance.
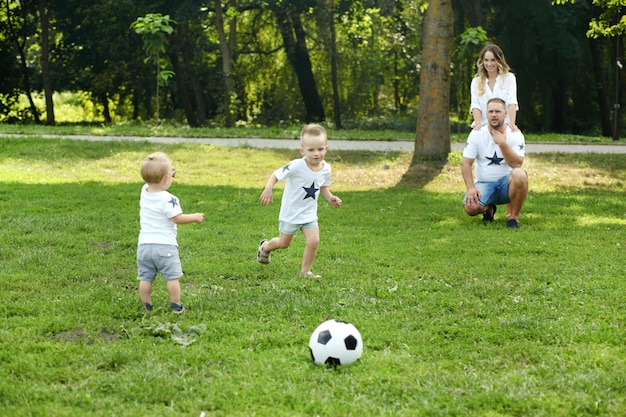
[0,136,625,416]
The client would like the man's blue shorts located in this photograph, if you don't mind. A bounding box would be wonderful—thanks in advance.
[465,173,511,207]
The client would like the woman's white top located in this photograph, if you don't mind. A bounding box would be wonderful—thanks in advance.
[470,72,518,127]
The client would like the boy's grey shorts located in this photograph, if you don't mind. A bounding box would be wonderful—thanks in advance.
[137,244,183,282]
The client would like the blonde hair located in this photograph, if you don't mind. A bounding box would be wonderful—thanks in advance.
[474,44,511,97]
[300,124,327,146]
[140,152,173,183]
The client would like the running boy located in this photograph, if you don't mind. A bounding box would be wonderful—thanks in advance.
[257,124,342,278]
[137,152,204,313]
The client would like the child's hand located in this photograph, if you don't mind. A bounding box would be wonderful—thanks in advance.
[260,190,273,206]
[193,213,205,224]
[329,196,342,208]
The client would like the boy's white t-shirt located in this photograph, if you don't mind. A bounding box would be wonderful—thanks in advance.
[138,184,183,246]
[274,157,332,224]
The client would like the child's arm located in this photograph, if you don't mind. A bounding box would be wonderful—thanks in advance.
[171,213,205,224]
[260,173,278,206]
[320,186,342,208]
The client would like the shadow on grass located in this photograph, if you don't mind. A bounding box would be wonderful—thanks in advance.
[396,156,448,189]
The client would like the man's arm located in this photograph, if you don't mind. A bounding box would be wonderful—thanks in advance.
[462,157,480,205]
[490,128,524,168]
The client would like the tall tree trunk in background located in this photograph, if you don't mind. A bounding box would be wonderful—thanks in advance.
[413,0,453,162]
[589,38,612,136]
[215,0,236,127]
[273,4,325,123]
[170,51,199,127]
[458,0,484,27]
[37,0,54,125]
[181,43,206,126]
[5,0,41,123]
[328,0,342,129]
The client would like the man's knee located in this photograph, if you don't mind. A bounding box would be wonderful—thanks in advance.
[509,168,528,191]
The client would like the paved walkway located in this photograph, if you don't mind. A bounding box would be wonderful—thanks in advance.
[3,133,626,153]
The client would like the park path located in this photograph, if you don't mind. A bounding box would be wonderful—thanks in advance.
[3,133,626,153]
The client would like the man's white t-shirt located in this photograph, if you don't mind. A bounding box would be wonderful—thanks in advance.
[138,184,183,246]
[274,157,331,224]
[463,126,525,182]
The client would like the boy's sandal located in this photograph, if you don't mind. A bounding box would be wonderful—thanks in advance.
[302,271,322,279]
[257,239,270,264]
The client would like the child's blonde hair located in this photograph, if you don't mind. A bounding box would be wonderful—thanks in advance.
[140,152,173,183]
[300,124,327,145]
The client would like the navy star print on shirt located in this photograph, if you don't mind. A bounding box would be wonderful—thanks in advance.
[282,164,291,172]
[302,182,319,200]
[168,197,179,208]
[486,151,504,166]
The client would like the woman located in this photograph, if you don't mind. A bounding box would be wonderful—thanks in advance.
[470,44,519,131]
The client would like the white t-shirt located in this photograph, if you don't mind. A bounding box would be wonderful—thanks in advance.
[462,125,525,182]
[274,157,332,224]
[138,184,183,246]
[470,72,519,127]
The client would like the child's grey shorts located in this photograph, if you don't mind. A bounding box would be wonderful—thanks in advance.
[137,244,183,282]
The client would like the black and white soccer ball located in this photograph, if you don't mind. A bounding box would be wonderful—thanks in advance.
[309,319,363,366]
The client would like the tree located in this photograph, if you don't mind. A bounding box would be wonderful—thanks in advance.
[131,13,176,121]
[553,0,625,138]
[214,0,238,127]
[269,0,325,123]
[37,0,54,125]
[413,0,453,162]
[2,0,40,123]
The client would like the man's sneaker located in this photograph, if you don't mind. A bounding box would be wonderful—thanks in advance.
[257,239,270,264]
[482,205,497,223]
[302,271,322,279]
[171,303,185,314]
[143,302,153,312]
[506,218,520,228]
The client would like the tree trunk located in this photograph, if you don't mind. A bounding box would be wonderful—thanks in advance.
[273,5,325,123]
[413,0,453,162]
[328,0,342,129]
[588,38,612,137]
[100,92,111,123]
[457,0,484,28]
[37,0,54,125]
[170,52,198,127]
[215,0,236,127]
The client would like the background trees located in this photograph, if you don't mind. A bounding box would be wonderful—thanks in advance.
[0,0,623,136]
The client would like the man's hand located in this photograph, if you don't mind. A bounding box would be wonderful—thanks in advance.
[489,126,506,146]
[465,186,481,206]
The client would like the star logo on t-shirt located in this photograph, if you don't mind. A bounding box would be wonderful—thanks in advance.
[302,182,319,200]
[282,163,291,172]
[168,197,179,207]
[519,144,524,151]
[486,151,504,166]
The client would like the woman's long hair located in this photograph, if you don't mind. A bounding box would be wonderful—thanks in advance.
[474,44,511,96]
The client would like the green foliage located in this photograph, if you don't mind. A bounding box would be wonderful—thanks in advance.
[1,137,626,415]
[130,13,176,63]
[553,0,626,37]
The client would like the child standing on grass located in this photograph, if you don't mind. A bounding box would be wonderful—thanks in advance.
[257,124,342,278]
[137,152,204,313]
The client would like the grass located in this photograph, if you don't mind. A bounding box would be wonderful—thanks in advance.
[1,135,626,416]
[1,121,624,143]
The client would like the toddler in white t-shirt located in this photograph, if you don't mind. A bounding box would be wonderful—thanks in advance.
[257,124,342,278]
[137,152,204,313]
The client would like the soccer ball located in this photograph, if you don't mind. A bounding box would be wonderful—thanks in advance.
[309,319,363,366]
